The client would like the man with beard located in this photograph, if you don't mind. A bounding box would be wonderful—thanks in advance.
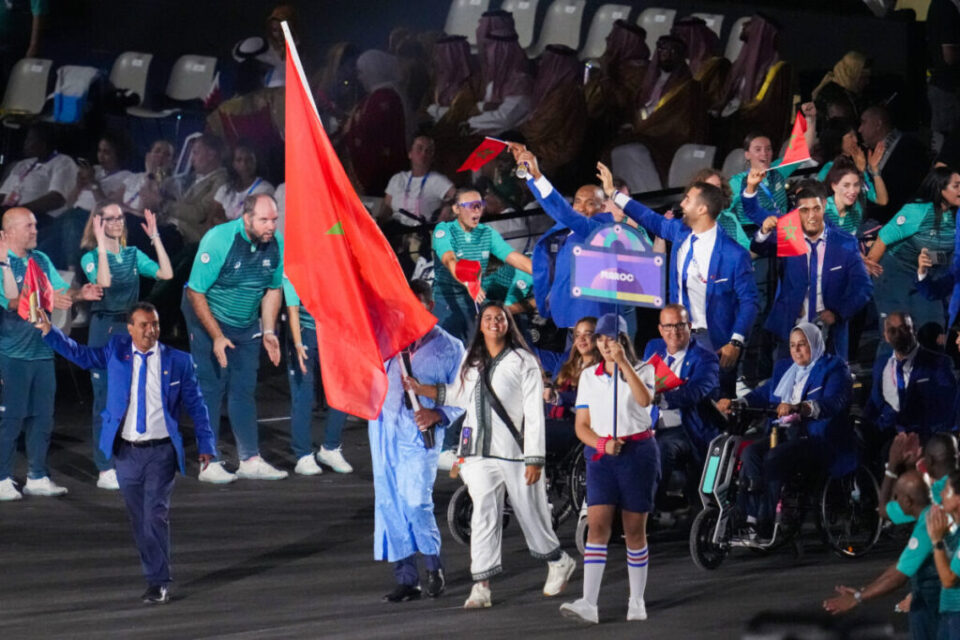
[862,311,957,441]
[182,193,285,484]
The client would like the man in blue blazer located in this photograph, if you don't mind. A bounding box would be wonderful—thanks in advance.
[35,302,215,605]
[745,180,873,360]
[862,311,957,439]
[643,304,720,507]
[597,161,759,395]
[509,145,638,337]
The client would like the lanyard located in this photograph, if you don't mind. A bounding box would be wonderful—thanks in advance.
[231,177,263,218]
[402,172,429,220]
[758,180,781,214]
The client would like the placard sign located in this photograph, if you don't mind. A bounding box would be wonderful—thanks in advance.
[570,223,666,309]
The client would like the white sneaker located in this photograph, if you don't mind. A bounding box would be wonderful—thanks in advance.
[559,598,599,624]
[627,596,647,621]
[437,449,458,472]
[198,461,237,484]
[96,469,120,490]
[294,454,323,476]
[543,551,576,596]
[237,456,289,480]
[316,446,353,474]
[0,478,22,501]
[23,476,68,497]
[463,582,492,609]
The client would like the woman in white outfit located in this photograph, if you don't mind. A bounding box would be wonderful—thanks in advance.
[406,301,575,608]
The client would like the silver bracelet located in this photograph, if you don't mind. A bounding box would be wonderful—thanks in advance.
[149,233,160,241]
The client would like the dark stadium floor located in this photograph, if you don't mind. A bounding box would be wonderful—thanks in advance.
[0,353,911,640]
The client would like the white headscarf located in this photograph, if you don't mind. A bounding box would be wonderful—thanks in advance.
[773,322,825,403]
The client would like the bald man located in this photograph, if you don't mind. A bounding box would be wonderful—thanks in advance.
[511,145,638,338]
[0,208,102,500]
[823,469,942,639]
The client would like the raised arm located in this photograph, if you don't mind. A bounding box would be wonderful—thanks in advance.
[142,209,173,279]
[597,161,677,240]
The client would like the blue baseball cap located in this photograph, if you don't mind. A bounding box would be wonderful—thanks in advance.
[595,313,627,338]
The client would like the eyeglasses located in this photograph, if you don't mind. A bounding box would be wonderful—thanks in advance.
[659,322,689,332]
[457,200,485,212]
[101,216,124,223]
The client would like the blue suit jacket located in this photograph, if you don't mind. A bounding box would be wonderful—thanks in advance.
[751,224,872,356]
[744,354,854,472]
[621,197,760,349]
[529,177,631,328]
[861,346,957,436]
[43,326,215,473]
[643,338,720,458]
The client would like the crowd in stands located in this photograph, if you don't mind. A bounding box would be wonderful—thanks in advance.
[1,0,960,628]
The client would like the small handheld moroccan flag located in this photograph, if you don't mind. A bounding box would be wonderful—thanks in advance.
[780,111,811,167]
[17,258,54,323]
[777,209,807,257]
[455,259,483,301]
[457,137,508,172]
[647,354,684,392]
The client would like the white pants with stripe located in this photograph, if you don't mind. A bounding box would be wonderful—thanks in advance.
[459,457,561,581]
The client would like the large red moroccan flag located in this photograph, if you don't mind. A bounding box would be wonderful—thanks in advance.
[777,209,808,257]
[282,24,437,420]
[17,257,54,322]
[780,111,811,167]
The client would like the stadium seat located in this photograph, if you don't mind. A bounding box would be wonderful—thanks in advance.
[501,0,540,48]
[636,8,676,52]
[690,13,724,37]
[0,58,53,117]
[580,4,632,60]
[725,16,750,62]
[444,0,492,44]
[611,143,663,193]
[127,55,217,118]
[109,51,153,106]
[721,147,746,179]
[528,0,586,58]
[667,144,716,188]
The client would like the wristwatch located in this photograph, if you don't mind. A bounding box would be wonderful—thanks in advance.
[853,590,863,603]
[728,339,744,350]
[936,540,947,551]
[0,261,8,268]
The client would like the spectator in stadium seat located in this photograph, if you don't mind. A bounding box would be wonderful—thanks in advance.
[427,35,482,181]
[812,51,871,124]
[120,140,182,259]
[311,42,360,134]
[670,16,729,111]
[867,167,960,343]
[715,13,793,154]
[859,105,932,224]
[476,9,515,54]
[521,45,586,178]
[625,35,706,183]
[381,135,454,227]
[0,124,77,228]
[163,133,228,245]
[213,142,275,222]
[584,19,649,148]
[343,50,408,196]
[861,312,957,440]
[467,30,532,136]
[746,178,873,360]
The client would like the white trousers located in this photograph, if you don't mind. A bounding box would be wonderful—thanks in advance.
[459,457,561,581]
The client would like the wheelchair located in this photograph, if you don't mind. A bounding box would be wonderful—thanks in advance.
[689,404,882,570]
[446,422,585,545]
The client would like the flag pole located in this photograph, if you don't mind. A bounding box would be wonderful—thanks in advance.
[612,302,619,440]
[281,21,321,124]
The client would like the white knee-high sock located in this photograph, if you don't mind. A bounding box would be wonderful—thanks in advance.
[582,543,607,606]
[626,546,649,601]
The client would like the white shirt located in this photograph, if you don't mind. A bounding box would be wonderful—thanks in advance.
[656,348,687,429]
[675,224,718,331]
[384,171,453,226]
[75,165,133,212]
[643,71,671,113]
[881,346,919,413]
[274,183,286,233]
[0,153,79,217]
[468,81,532,135]
[575,362,655,438]
[121,345,168,442]
[214,178,275,220]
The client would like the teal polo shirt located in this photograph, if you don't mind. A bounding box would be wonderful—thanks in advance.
[81,247,159,314]
[187,218,282,328]
[482,264,533,306]
[431,220,513,296]
[0,249,69,360]
[282,275,314,332]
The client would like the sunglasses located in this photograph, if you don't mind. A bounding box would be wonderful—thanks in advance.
[457,200,485,212]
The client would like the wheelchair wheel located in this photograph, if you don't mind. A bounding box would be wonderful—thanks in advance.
[546,445,582,529]
[447,484,473,546]
[690,507,729,570]
[575,512,588,556]
[818,465,882,559]
[568,445,586,519]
